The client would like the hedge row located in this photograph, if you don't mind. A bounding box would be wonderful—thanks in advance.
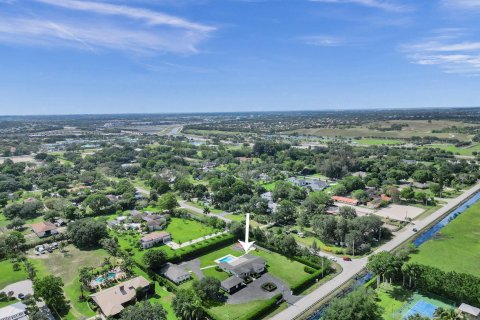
[206,294,282,320]
[291,268,330,295]
[168,233,235,264]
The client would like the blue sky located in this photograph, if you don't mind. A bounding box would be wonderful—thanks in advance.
[0,0,480,115]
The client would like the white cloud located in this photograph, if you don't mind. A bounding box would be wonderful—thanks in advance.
[310,0,409,12]
[35,0,214,32]
[301,35,344,47]
[402,32,480,75]
[442,0,480,9]
[0,0,215,55]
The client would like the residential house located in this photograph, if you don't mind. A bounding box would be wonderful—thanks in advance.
[90,276,151,318]
[221,276,244,294]
[458,303,480,320]
[140,231,171,249]
[219,254,266,278]
[287,177,329,191]
[0,302,28,320]
[331,196,359,206]
[31,221,58,238]
[160,263,191,284]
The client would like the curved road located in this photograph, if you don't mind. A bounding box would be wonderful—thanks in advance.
[269,182,480,320]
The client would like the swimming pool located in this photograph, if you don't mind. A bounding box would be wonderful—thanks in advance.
[215,254,237,264]
[95,272,116,284]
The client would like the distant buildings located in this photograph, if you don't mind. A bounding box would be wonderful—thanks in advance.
[287,177,329,191]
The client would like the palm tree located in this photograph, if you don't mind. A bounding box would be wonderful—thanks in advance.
[434,308,467,320]
[79,266,94,298]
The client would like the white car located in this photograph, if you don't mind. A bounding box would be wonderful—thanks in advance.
[329,257,337,262]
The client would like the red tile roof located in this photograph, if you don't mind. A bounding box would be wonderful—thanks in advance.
[31,221,57,234]
[331,196,359,205]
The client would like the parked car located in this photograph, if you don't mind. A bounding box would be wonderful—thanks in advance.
[18,293,25,300]
[413,228,418,232]
[343,256,351,261]
[297,232,305,238]
[329,257,337,262]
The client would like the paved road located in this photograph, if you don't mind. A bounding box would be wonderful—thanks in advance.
[179,201,232,222]
[269,182,480,320]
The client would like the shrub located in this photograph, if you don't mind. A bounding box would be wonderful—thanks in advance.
[261,282,277,292]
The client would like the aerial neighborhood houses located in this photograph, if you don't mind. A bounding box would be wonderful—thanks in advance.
[106,210,168,232]
[160,263,191,284]
[219,254,267,294]
[140,231,171,249]
[90,276,152,318]
[0,302,28,320]
[287,177,329,191]
[260,191,277,213]
[31,221,58,238]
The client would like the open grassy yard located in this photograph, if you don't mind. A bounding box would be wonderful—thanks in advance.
[208,299,277,320]
[0,259,28,289]
[166,217,219,243]
[251,249,311,288]
[410,201,480,277]
[195,244,312,288]
[29,245,109,319]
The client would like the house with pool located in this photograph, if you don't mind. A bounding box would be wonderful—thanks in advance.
[219,254,266,279]
[90,276,152,318]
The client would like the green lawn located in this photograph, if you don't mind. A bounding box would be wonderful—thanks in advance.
[196,243,313,288]
[0,260,28,289]
[251,249,311,288]
[29,245,109,319]
[208,299,276,320]
[355,139,403,145]
[186,201,223,214]
[292,234,344,255]
[422,144,480,156]
[166,217,219,243]
[410,201,480,277]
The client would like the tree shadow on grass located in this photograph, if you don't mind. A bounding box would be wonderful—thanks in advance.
[389,286,414,302]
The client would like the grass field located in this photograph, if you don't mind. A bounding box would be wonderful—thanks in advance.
[29,245,109,319]
[355,139,403,145]
[409,201,480,277]
[288,120,475,142]
[423,144,480,156]
[208,299,277,320]
[166,217,219,243]
[0,259,28,289]
[251,249,312,288]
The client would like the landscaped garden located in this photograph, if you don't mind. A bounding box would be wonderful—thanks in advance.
[409,201,480,277]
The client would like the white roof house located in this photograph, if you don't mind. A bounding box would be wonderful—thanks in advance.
[459,303,480,318]
[0,302,28,320]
